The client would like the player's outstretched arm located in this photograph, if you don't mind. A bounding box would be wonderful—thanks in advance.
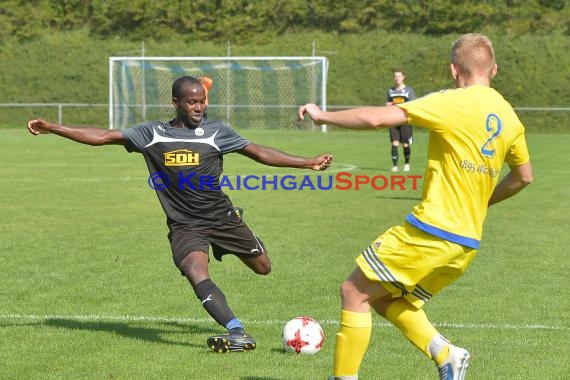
[488,161,533,206]
[297,103,407,130]
[239,143,332,171]
[27,119,125,146]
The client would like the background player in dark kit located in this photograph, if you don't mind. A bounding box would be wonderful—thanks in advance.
[385,69,416,172]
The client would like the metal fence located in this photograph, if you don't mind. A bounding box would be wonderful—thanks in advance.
[0,103,107,127]
[2,103,569,131]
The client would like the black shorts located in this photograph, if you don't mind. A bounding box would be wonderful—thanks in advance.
[168,217,266,267]
[389,125,413,144]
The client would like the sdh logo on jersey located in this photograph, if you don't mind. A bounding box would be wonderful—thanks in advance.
[164,149,200,166]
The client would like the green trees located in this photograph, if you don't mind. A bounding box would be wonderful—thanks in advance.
[0,0,568,42]
[0,1,567,130]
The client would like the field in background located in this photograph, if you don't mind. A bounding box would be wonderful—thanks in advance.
[0,128,568,379]
[1,31,569,131]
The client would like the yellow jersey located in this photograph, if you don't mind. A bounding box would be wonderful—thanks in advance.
[398,85,530,249]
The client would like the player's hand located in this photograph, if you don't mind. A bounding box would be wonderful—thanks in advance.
[312,154,333,171]
[298,103,324,124]
[27,119,54,135]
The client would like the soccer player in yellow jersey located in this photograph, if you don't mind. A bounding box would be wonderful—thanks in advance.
[298,33,533,380]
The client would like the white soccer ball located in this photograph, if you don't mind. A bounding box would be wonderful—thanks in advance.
[282,316,325,354]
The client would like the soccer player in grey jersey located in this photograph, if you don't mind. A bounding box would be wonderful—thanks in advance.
[27,75,333,353]
[385,69,416,172]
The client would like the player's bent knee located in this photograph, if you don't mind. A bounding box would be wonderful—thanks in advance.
[339,278,367,300]
[241,253,272,275]
[258,253,272,275]
[253,259,272,275]
[254,266,271,275]
[339,280,354,300]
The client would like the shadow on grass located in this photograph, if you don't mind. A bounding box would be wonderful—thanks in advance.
[43,318,216,348]
[270,347,293,355]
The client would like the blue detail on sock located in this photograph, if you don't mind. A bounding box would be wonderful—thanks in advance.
[225,318,243,331]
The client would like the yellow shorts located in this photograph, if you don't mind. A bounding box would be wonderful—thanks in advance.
[356,222,477,309]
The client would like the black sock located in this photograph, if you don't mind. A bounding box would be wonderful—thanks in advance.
[391,146,399,166]
[193,279,235,327]
[404,146,411,164]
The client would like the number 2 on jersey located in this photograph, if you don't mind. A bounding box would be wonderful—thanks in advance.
[481,113,502,158]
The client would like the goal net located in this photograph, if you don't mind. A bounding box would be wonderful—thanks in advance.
[109,56,328,131]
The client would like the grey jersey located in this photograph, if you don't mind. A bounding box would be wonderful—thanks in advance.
[121,119,250,227]
[386,86,416,105]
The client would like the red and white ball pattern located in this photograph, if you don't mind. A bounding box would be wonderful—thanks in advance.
[282,316,325,354]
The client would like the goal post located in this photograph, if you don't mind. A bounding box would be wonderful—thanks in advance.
[108,56,328,131]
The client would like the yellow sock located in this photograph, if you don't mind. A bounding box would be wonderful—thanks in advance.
[433,343,450,365]
[383,298,439,359]
[333,310,372,378]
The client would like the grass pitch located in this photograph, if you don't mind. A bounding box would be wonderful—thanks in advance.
[0,128,568,379]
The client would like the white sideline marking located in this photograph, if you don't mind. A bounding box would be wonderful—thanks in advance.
[0,314,565,331]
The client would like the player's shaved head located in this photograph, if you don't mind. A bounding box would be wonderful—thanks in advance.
[451,33,495,78]
[172,76,202,99]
